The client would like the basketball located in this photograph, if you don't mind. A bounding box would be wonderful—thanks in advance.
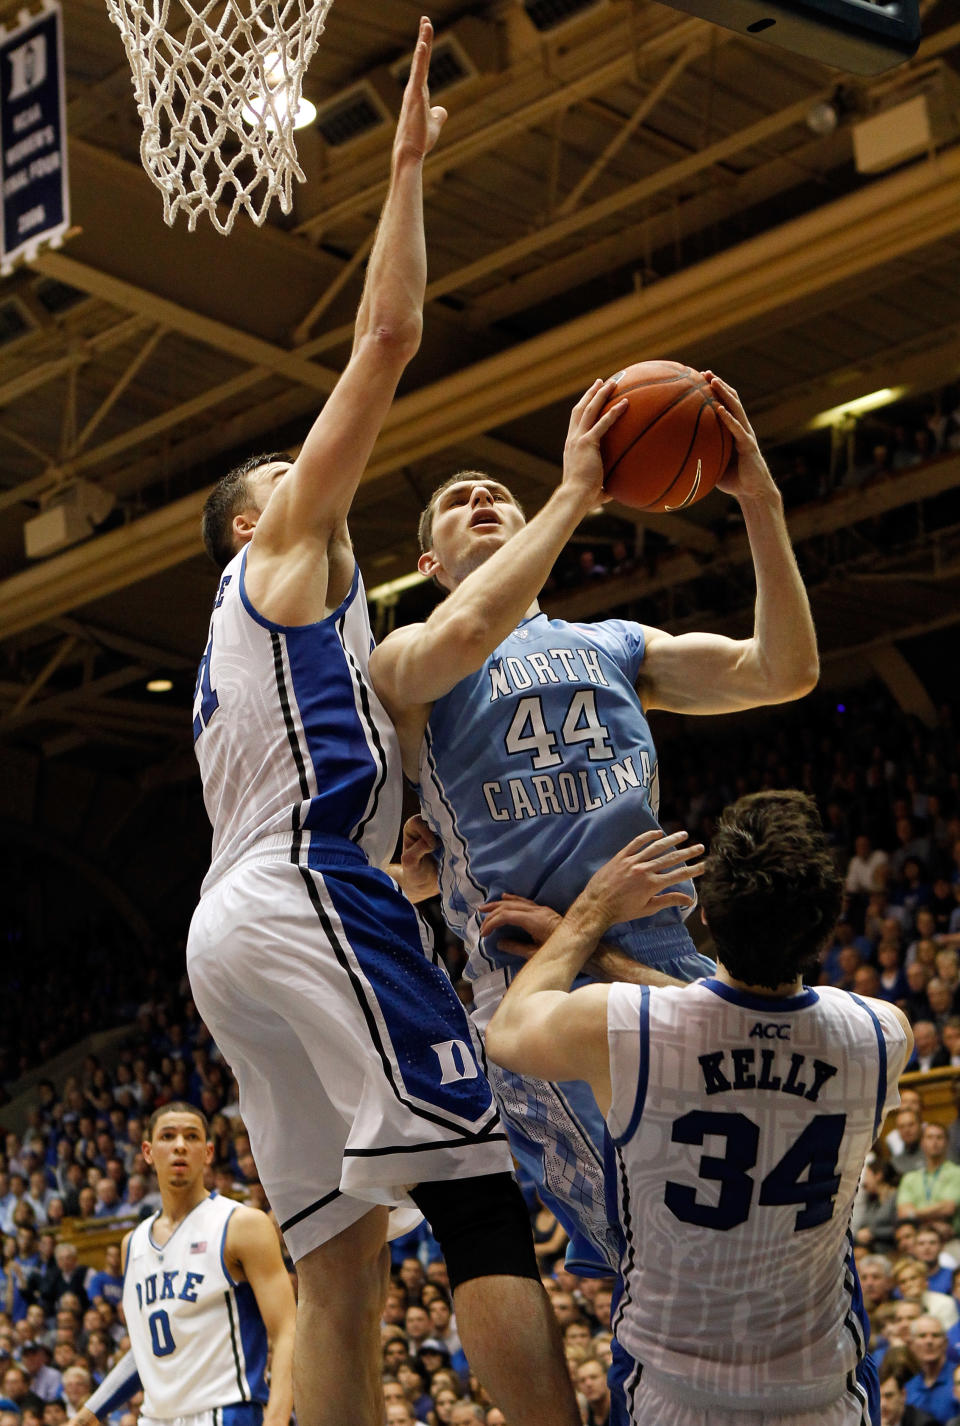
[600,360,734,513]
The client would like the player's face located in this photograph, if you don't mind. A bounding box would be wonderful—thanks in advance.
[422,480,525,589]
[144,1112,211,1187]
[238,461,293,538]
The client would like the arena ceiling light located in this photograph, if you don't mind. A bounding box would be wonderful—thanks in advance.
[366,571,425,602]
[146,678,174,693]
[808,386,907,429]
[242,53,317,133]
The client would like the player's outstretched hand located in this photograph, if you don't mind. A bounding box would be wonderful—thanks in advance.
[579,829,704,928]
[702,372,777,502]
[395,17,447,163]
[561,378,627,508]
[478,893,562,956]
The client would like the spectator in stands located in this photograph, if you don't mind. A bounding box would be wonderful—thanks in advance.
[906,1316,958,1422]
[907,1024,948,1073]
[892,1111,926,1178]
[854,1163,900,1253]
[914,1228,956,1295]
[405,1305,432,1358]
[2,1362,42,1417]
[848,834,890,896]
[879,1358,939,1425]
[75,1188,95,1221]
[84,1246,122,1310]
[899,1125,960,1238]
[860,1254,896,1315]
[19,1343,59,1404]
[450,1407,485,1426]
[879,942,910,1004]
[906,965,934,1024]
[575,1358,611,1426]
[44,1246,86,1316]
[894,1260,958,1332]
[59,1364,91,1415]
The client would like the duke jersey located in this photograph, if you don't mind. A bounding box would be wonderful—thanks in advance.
[419,613,695,979]
[606,979,909,1414]
[123,1194,268,1417]
[193,548,401,890]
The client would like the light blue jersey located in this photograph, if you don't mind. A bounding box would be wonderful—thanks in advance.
[419,611,699,980]
[419,611,713,1276]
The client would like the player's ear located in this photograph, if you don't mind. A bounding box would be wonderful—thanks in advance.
[142,1141,154,1165]
[204,1141,214,1166]
[417,549,439,579]
[233,507,259,544]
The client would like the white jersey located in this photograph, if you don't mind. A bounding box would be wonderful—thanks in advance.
[193,548,402,892]
[606,978,909,1413]
[123,1194,268,1418]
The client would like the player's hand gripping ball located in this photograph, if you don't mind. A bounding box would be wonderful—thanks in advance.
[599,360,733,512]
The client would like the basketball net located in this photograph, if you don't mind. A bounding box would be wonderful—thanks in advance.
[104,0,334,234]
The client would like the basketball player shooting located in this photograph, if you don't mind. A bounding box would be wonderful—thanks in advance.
[187,19,579,1426]
[485,793,913,1426]
[371,371,819,1277]
[66,1103,295,1426]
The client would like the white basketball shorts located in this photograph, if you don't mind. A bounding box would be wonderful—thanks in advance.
[187,843,512,1261]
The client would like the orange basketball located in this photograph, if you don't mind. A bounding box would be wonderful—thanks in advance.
[600,360,733,513]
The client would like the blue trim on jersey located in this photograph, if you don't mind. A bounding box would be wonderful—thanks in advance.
[220,1203,239,1288]
[317,863,501,1128]
[234,1281,270,1404]
[701,978,819,1013]
[848,993,887,1139]
[221,1404,264,1426]
[237,546,359,632]
[612,985,650,1147]
[856,1354,881,1426]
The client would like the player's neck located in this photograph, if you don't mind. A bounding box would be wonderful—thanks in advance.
[158,1181,209,1228]
[714,963,804,999]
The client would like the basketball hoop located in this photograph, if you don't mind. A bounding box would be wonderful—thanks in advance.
[104,0,334,234]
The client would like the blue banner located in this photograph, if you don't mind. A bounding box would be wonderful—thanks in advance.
[0,0,69,274]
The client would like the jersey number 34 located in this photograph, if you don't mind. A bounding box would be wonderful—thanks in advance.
[665,1110,846,1233]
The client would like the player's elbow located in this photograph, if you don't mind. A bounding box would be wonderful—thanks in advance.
[358,317,423,366]
[484,1019,520,1074]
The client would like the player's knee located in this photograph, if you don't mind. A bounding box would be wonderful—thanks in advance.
[410,1172,538,1292]
[297,1207,389,1292]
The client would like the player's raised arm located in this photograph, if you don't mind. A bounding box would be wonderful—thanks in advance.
[486,831,702,1098]
[371,379,627,714]
[638,375,819,715]
[251,18,445,557]
[226,1207,296,1426]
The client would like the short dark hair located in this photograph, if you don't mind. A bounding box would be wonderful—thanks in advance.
[417,471,524,554]
[201,451,290,571]
[699,790,843,990]
[147,1102,209,1141]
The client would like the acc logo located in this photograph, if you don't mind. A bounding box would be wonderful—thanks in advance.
[748,1021,791,1040]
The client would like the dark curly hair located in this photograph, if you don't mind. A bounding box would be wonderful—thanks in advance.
[201,450,290,571]
[699,789,842,990]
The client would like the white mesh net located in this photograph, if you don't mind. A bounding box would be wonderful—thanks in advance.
[105,0,334,234]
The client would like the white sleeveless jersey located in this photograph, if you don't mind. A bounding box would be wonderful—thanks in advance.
[606,979,909,1413]
[123,1194,268,1417]
[193,549,402,891]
